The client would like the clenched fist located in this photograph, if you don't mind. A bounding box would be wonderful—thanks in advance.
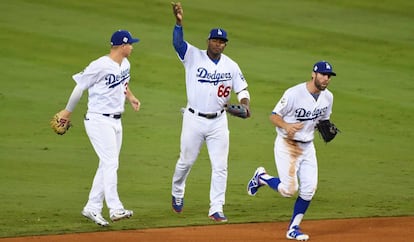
[171,2,183,25]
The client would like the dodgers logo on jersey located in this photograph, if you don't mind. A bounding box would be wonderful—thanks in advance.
[196,67,232,85]
[239,73,246,82]
[295,106,328,121]
[105,68,130,88]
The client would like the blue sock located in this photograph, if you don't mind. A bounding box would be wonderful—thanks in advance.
[289,196,311,229]
[259,174,281,191]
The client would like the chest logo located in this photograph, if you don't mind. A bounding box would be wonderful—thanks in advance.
[105,69,130,88]
[295,107,328,121]
[196,67,232,85]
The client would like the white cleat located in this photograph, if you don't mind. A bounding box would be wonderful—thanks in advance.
[247,167,266,196]
[81,209,109,227]
[110,209,133,222]
[286,226,309,241]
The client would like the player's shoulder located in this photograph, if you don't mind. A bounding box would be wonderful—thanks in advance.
[83,55,122,74]
[285,82,306,94]
[220,53,235,62]
[89,55,111,66]
[79,56,105,73]
[185,43,206,58]
[186,42,201,53]
[218,53,240,68]
[322,88,334,99]
[324,88,333,95]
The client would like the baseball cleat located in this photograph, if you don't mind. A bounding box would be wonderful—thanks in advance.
[110,209,133,222]
[286,226,309,241]
[247,167,266,196]
[209,211,228,222]
[81,209,109,227]
[172,196,184,213]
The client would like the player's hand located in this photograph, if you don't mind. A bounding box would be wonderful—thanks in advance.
[129,97,141,112]
[285,122,304,138]
[171,2,183,25]
[59,109,72,120]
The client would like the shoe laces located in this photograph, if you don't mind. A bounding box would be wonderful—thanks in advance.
[111,209,131,217]
[92,212,106,221]
[174,197,183,205]
[250,175,259,187]
[290,226,304,234]
[91,211,102,218]
[256,173,268,186]
[115,209,125,214]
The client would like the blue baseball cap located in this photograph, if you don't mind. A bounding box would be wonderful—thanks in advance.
[208,28,228,42]
[313,61,336,76]
[110,30,139,46]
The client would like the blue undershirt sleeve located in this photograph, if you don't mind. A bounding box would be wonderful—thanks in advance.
[173,25,187,60]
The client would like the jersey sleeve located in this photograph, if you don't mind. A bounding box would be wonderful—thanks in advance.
[180,43,199,69]
[72,60,103,90]
[231,63,248,93]
[321,90,334,120]
[272,90,293,116]
[172,25,188,60]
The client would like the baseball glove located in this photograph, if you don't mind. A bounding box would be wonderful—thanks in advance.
[316,120,340,143]
[226,104,250,119]
[50,113,71,135]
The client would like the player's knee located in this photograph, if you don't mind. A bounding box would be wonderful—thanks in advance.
[100,159,119,170]
[176,159,193,169]
[211,160,228,171]
[212,166,228,177]
[299,188,316,201]
[179,151,200,166]
[279,186,298,198]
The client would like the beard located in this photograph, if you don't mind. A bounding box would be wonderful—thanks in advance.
[314,79,327,91]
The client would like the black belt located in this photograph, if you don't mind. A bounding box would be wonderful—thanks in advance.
[103,114,122,119]
[284,138,311,144]
[188,108,224,119]
[292,139,311,144]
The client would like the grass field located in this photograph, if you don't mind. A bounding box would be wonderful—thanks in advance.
[0,0,413,238]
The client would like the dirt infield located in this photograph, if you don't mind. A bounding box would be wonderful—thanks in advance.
[1,216,412,242]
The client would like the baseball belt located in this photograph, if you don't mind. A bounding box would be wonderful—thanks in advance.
[188,108,224,119]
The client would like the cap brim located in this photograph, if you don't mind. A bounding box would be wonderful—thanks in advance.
[317,71,336,76]
[129,38,140,44]
[209,37,228,42]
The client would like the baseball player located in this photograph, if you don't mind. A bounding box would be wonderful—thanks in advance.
[247,61,337,240]
[170,2,251,222]
[56,30,141,226]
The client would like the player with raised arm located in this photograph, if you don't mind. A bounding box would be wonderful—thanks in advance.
[170,2,251,222]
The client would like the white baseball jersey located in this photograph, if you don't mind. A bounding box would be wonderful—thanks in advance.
[172,37,249,216]
[72,55,130,114]
[179,43,248,113]
[272,82,333,142]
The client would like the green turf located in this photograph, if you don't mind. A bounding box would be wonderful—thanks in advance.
[0,0,413,238]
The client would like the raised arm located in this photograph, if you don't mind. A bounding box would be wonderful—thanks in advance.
[171,2,183,26]
[171,2,187,59]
